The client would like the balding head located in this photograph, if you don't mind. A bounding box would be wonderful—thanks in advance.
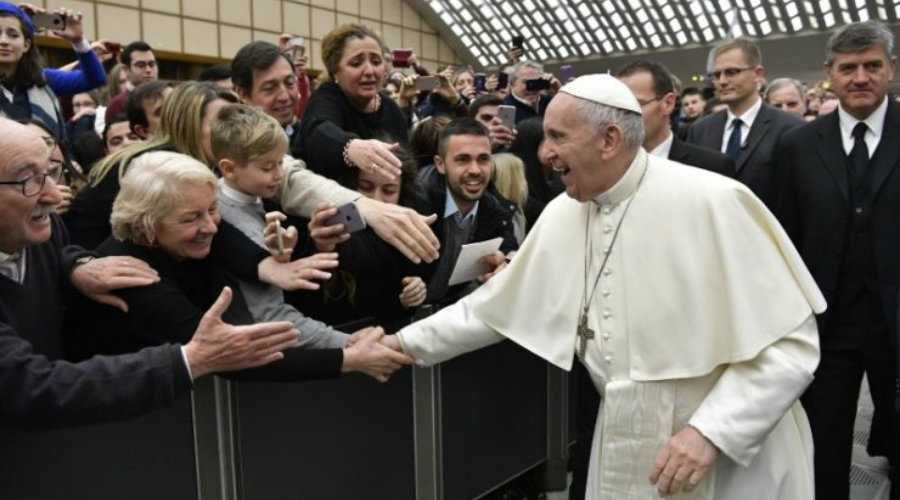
[0,117,62,253]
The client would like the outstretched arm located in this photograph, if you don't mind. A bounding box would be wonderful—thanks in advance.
[394,297,505,366]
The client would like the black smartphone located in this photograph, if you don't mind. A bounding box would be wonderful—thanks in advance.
[473,73,486,92]
[525,78,551,91]
[497,71,509,90]
[511,34,525,50]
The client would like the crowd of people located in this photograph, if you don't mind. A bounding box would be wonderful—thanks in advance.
[1,1,898,498]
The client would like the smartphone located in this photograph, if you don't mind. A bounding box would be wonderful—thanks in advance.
[325,202,366,233]
[525,78,551,91]
[511,34,525,50]
[415,75,441,91]
[105,41,122,54]
[274,219,285,255]
[288,36,306,58]
[473,73,486,92]
[31,12,66,31]
[497,105,517,129]
[497,71,509,90]
[560,64,572,83]
[288,36,305,48]
[392,49,412,68]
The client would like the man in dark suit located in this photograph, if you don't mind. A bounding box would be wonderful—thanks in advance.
[0,117,298,429]
[772,21,899,499]
[417,118,518,306]
[617,60,735,177]
[686,38,804,203]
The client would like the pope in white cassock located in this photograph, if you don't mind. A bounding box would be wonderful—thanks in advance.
[385,74,826,500]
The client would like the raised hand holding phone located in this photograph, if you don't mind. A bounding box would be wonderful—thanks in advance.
[263,211,298,263]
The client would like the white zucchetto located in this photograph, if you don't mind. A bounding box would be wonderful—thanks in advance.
[560,74,643,115]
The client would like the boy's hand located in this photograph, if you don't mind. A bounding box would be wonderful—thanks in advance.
[263,211,298,263]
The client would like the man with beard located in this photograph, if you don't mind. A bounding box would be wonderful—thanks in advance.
[417,118,518,304]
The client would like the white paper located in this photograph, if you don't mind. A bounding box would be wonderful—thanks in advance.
[448,237,503,286]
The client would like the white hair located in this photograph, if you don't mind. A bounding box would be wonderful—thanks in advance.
[111,151,217,244]
[571,97,644,150]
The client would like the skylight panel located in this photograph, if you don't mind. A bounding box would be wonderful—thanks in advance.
[754,5,766,20]
[587,17,600,30]
[461,9,473,21]
[429,0,444,13]
[636,8,649,23]
[611,12,624,25]
[579,3,591,16]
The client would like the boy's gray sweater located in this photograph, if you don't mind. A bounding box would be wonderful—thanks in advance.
[217,181,348,349]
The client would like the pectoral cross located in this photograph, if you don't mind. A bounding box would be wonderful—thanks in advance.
[577,312,594,359]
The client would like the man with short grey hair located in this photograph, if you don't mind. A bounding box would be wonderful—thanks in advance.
[502,60,560,123]
[388,74,823,499]
[764,78,807,117]
[772,20,900,499]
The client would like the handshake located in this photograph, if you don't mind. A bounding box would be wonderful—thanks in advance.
[342,327,412,382]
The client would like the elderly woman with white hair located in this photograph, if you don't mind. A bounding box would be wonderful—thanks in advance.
[67,151,412,382]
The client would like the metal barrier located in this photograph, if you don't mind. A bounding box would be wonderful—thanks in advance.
[0,314,571,500]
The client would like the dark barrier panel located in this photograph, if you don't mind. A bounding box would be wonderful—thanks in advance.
[236,368,416,500]
[440,341,548,500]
[0,393,197,500]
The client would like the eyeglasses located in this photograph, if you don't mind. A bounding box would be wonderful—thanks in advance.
[636,95,664,107]
[0,165,63,197]
[707,67,754,81]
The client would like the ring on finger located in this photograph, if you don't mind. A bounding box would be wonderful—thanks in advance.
[371,162,378,173]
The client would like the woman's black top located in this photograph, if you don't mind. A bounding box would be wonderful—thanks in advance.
[293,82,409,180]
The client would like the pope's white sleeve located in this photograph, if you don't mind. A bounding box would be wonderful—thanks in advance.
[688,314,820,467]
[397,298,506,367]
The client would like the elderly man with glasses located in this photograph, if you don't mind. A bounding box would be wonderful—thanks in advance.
[686,38,805,205]
[0,117,299,429]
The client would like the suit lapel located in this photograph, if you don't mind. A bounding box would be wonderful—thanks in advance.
[816,113,849,201]
[706,111,727,150]
[870,100,900,200]
[737,104,771,172]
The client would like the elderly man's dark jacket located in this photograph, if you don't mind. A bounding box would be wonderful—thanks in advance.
[0,215,191,430]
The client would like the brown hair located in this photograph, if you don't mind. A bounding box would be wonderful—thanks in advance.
[320,23,384,80]
[712,38,762,67]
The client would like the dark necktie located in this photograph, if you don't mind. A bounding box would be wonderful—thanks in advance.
[725,118,743,163]
[849,122,869,184]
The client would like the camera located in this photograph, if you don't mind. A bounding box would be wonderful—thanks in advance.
[525,78,551,91]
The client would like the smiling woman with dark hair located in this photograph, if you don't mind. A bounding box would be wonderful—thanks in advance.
[0,3,106,139]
